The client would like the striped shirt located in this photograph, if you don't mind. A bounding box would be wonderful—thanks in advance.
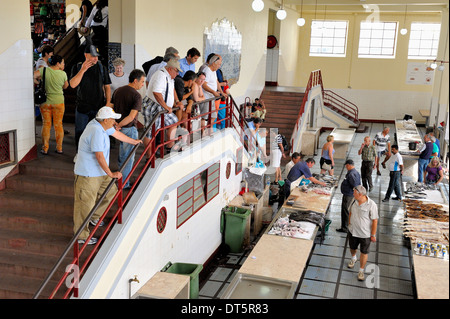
[374,132,390,152]
[361,145,377,162]
[272,134,283,150]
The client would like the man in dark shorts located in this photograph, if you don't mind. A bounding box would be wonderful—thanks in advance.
[347,185,379,281]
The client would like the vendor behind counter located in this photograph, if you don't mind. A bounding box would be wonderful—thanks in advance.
[284,158,327,197]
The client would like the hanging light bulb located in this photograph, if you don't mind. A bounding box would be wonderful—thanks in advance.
[276,8,287,20]
[400,3,408,36]
[251,0,264,12]
[297,0,305,27]
[430,61,438,69]
[297,17,306,26]
[437,64,445,71]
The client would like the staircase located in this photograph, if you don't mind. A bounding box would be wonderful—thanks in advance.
[323,90,365,133]
[0,124,137,298]
[259,87,305,141]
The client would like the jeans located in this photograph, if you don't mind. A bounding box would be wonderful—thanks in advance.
[118,126,138,188]
[75,109,97,150]
[418,158,429,183]
[385,171,402,200]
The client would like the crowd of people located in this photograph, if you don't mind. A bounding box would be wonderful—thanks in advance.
[33,35,234,245]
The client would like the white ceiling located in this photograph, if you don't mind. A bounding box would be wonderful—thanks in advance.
[271,0,449,13]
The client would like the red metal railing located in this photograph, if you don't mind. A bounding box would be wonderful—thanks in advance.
[323,89,359,124]
[33,94,263,299]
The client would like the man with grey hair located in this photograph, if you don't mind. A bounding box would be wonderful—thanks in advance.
[373,126,391,175]
[347,185,378,281]
[146,51,180,86]
[143,59,184,158]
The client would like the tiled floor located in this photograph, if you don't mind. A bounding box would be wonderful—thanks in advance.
[199,122,448,299]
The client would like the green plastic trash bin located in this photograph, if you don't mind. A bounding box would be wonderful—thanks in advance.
[161,261,203,299]
[220,206,251,253]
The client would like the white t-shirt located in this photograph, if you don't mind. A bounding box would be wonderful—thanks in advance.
[387,152,403,172]
[348,197,379,238]
[109,72,129,95]
[374,132,390,152]
[147,67,174,107]
[203,66,218,100]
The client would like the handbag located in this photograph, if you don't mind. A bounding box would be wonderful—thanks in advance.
[34,67,47,104]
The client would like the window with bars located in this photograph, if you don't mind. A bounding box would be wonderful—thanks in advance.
[176,162,220,228]
[309,20,348,57]
[408,23,441,60]
[358,21,398,58]
[0,131,16,167]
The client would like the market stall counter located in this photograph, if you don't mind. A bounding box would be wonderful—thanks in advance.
[401,187,449,299]
[221,176,336,299]
[330,128,356,159]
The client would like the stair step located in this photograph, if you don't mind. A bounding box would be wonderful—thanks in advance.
[0,228,72,257]
[6,175,73,196]
[19,159,75,179]
[0,209,73,235]
[0,249,67,280]
[0,190,73,215]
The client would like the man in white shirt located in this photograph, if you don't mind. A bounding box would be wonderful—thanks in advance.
[347,185,379,281]
[143,59,183,157]
[202,55,227,133]
[382,144,403,202]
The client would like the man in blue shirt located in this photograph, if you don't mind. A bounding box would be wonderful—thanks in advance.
[337,159,361,233]
[284,158,326,197]
[179,47,201,78]
[74,107,142,245]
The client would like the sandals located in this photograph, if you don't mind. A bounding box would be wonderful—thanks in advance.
[55,150,64,154]
[40,149,48,155]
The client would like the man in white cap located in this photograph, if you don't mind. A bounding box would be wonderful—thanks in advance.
[73,106,142,245]
[347,185,378,281]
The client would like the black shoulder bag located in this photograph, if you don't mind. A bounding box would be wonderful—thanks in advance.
[34,67,47,104]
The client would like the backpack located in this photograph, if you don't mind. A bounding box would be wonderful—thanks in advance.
[280,134,290,153]
[93,8,103,23]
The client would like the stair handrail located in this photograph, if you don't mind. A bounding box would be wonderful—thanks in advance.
[33,94,265,299]
[290,70,324,151]
[323,89,359,124]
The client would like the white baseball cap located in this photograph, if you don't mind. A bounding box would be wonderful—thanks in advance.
[96,106,121,120]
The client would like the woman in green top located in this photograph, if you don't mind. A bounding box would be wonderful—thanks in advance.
[34,55,69,154]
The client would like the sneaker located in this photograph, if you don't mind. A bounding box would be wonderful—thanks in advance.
[377,170,381,176]
[78,237,98,245]
[348,258,357,269]
[90,219,105,227]
[369,187,374,192]
[358,270,365,281]
[382,198,389,202]
[381,162,386,169]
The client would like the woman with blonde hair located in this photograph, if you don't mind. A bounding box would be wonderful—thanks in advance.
[33,55,69,154]
[320,135,335,175]
[424,157,444,185]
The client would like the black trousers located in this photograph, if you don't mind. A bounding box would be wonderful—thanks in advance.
[341,195,354,231]
[361,160,374,190]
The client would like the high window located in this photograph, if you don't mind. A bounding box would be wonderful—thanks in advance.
[408,23,441,59]
[358,21,398,58]
[309,20,349,57]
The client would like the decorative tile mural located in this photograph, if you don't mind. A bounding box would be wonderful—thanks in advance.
[204,18,242,86]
